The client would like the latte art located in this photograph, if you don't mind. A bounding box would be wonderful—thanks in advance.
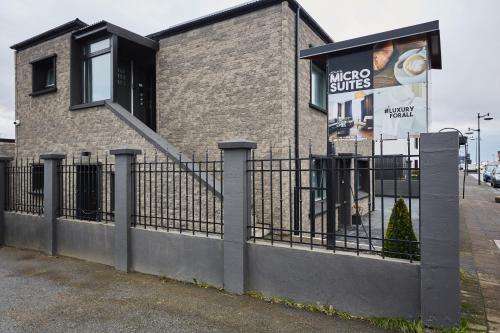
[403,54,426,76]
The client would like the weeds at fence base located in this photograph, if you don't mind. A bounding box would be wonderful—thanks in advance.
[192,278,224,292]
[246,291,469,333]
[247,290,353,319]
[158,275,224,293]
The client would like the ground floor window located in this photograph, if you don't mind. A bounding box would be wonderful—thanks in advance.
[76,164,102,221]
[311,158,327,201]
[31,163,44,194]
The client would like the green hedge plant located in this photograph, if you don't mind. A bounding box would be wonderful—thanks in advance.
[383,198,419,260]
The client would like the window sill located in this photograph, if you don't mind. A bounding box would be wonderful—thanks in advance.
[311,199,342,216]
[70,100,107,111]
[30,86,57,97]
[309,102,327,114]
[355,191,370,200]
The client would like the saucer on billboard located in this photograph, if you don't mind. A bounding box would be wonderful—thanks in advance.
[394,48,427,85]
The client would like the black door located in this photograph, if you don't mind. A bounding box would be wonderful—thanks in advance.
[337,157,352,229]
[76,164,101,221]
[133,66,150,126]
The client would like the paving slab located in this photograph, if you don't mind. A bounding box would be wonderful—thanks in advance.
[461,175,500,332]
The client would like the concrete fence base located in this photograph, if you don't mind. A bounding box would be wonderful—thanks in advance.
[375,179,420,197]
[0,133,460,327]
[2,211,421,319]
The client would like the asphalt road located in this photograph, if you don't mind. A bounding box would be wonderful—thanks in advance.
[0,246,389,333]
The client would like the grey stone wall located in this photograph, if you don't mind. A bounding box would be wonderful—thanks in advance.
[296,6,328,157]
[156,2,327,160]
[0,141,15,156]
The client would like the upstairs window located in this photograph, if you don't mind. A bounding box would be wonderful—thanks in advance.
[310,61,326,111]
[83,38,111,103]
[30,55,56,96]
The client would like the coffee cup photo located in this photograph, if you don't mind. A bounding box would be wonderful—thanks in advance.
[394,48,427,85]
[403,54,427,76]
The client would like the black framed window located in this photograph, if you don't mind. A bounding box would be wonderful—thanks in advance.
[356,160,370,195]
[76,164,102,221]
[83,38,111,103]
[311,159,327,201]
[31,163,44,194]
[30,55,56,96]
[310,61,327,110]
[110,171,115,214]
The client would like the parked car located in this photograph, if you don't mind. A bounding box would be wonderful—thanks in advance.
[483,164,498,182]
[491,167,500,188]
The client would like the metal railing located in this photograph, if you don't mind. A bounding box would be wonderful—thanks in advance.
[59,154,115,222]
[132,152,224,237]
[248,138,420,261]
[4,158,44,215]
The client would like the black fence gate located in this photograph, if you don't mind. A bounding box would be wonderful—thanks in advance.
[248,137,420,261]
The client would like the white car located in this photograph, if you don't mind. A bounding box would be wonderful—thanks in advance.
[467,163,478,172]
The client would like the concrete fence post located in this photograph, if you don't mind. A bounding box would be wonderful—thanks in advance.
[420,132,460,328]
[40,153,65,256]
[218,139,256,294]
[110,147,141,272]
[0,156,13,245]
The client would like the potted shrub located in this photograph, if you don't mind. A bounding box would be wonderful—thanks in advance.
[383,198,419,260]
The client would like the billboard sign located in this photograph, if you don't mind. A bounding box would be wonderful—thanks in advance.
[327,34,429,140]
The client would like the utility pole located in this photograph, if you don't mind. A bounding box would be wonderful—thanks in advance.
[467,113,493,185]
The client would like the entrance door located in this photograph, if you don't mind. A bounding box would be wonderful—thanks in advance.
[133,65,150,126]
[76,164,101,221]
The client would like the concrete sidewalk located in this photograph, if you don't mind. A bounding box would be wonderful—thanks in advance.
[0,246,388,333]
[461,175,500,332]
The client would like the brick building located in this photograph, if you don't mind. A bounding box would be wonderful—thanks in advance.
[10,0,331,162]
[8,0,354,235]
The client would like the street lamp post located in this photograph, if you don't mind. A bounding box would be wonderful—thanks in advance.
[468,113,494,185]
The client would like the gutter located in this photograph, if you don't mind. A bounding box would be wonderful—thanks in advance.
[293,5,301,232]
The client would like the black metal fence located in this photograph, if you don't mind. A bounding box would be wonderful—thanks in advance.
[59,154,115,222]
[248,138,420,261]
[4,158,44,215]
[132,152,224,237]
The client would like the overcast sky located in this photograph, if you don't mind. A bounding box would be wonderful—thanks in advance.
[1,0,499,160]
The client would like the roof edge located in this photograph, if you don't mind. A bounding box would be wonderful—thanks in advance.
[300,20,439,59]
[73,21,159,51]
[147,0,333,44]
[10,19,88,51]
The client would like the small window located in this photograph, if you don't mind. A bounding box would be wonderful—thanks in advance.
[310,61,327,110]
[76,164,102,221]
[31,164,44,194]
[30,55,57,96]
[110,171,115,213]
[312,159,327,201]
[83,38,112,103]
[356,160,370,194]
